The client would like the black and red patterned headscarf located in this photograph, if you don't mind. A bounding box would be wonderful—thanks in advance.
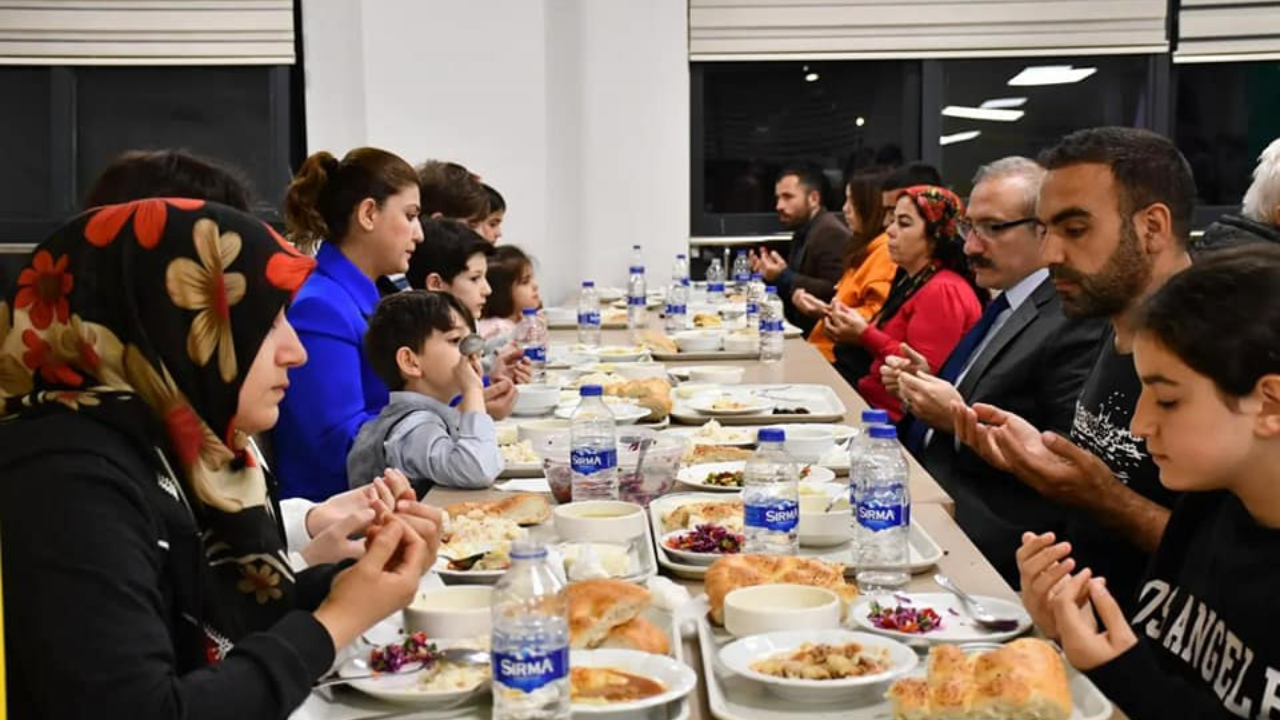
[0,199,315,659]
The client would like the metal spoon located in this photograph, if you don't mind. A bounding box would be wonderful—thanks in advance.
[933,573,1021,632]
[440,551,488,571]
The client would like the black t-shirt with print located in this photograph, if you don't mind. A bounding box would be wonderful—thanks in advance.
[1064,329,1178,610]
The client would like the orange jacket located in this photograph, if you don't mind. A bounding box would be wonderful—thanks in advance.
[807,233,897,362]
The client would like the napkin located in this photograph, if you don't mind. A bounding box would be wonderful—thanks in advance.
[494,477,551,493]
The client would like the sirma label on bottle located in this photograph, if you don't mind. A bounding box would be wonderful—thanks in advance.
[571,447,617,475]
[628,295,646,307]
[493,647,568,693]
[708,282,726,293]
[744,500,798,532]
[665,303,687,315]
[857,498,908,531]
[523,345,547,362]
[578,311,601,326]
[746,302,759,315]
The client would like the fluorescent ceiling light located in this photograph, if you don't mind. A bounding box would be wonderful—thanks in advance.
[940,130,982,146]
[942,105,1024,122]
[805,72,819,82]
[980,97,1028,109]
[1007,65,1097,86]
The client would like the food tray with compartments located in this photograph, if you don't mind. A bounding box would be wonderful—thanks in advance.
[670,385,847,426]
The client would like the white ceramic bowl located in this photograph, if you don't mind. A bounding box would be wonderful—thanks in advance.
[723,584,842,638]
[570,649,697,714]
[723,331,760,354]
[517,418,571,447]
[673,330,723,353]
[613,361,668,381]
[553,500,647,543]
[686,365,745,384]
[513,383,561,416]
[402,585,493,638]
[775,425,836,462]
[719,630,918,703]
[798,497,854,548]
[593,345,647,362]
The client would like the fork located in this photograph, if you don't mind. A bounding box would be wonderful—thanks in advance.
[933,573,1021,632]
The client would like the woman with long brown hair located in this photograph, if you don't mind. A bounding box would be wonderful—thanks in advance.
[274,148,425,501]
[792,168,898,362]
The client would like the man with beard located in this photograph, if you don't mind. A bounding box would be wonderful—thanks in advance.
[880,156,1107,584]
[751,163,851,332]
[952,127,1194,614]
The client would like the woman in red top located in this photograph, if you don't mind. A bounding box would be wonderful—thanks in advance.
[828,185,985,421]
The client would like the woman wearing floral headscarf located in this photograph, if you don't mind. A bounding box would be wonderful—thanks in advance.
[0,200,437,718]
[827,185,986,421]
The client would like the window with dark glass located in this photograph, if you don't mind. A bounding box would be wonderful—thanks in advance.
[1175,61,1280,208]
[938,56,1156,196]
[693,60,920,235]
[0,67,53,220]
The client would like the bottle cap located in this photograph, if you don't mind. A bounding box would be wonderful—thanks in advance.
[677,253,686,259]
[582,280,595,288]
[509,538,548,560]
[757,428,785,443]
[868,424,898,440]
[630,265,644,273]
[522,307,538,316]
[862,409,890,424]
[580,384,604,397]
[765,285,777,293]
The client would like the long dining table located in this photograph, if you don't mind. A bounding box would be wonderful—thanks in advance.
[423,323,1128,720]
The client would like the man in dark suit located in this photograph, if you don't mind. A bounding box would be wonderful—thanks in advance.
[751,163,850,333]
[881,157,1107,584]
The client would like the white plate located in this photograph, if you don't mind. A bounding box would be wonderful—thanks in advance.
[688,395,775,416]
[676,462,834,491]
[658,529,744,566]
[590,346,649,363]
[662,425,755,447]
[571,648,697,714]
[850,592,1033,644]
[335,638,491,706]
[718,630,917,703]
[595,286,626,303]
[554,403,650,424]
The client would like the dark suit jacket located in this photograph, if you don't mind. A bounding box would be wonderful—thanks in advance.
[776,209,850,331]
[915,275,1107,584]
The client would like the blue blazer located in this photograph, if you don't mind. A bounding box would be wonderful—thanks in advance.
[274,243,389,501]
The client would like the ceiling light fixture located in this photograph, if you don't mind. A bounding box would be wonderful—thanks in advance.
[805,72,820,82]
[940,130,982,146]
[855,116,866,127]
[980,97,1028,109]
[942,105,1025,122]
[1007,65,1097,86]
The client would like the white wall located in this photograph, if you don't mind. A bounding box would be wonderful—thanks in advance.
[301,0,690,305]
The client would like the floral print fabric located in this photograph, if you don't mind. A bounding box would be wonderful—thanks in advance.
[0,199,315,660]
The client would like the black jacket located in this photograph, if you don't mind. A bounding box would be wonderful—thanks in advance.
[915,276,1108,584]
[776,209,851,331]
[1192,214,1280,256]
[0,410,340,720]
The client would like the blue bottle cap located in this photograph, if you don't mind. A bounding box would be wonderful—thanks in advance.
[765,285,777,293]
[677,253,687,259]
[522,307,538,316]
[582,280,595,287]
[757,428,785,443]
[580,385,604,397]
[868,424,898,440]
[862,409,890,424]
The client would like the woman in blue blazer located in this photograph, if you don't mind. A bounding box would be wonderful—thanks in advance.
[273,147,424,501]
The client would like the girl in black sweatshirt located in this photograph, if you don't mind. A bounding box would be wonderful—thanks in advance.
[1024,245,1280,720]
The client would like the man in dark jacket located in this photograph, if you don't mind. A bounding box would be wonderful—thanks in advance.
[1193,137,1280,255]
[751,163,851,333]
[882,156,1108,584]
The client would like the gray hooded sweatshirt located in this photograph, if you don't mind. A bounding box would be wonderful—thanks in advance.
[347,391,503,491]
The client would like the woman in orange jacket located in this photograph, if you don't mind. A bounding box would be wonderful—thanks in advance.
[792,169,898,362]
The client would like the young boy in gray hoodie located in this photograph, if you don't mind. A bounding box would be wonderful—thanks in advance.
[347,290,503,495]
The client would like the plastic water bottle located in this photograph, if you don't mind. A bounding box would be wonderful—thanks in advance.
[577,281,601,347]
[743,428,799,555]
[627,259,647,343]
[665,277,689,335]
[848,408,891,557]
[706,258,726,305]
[570,385,618,501]
[854,425,911,594]
[673,253,689,284]
[760,286,785,363]
[745,272,765,332]
[731,250,752,294]
[492,539,571,720]
[516,307,548,382]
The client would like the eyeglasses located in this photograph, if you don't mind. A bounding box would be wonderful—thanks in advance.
[958,217,1038,239]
